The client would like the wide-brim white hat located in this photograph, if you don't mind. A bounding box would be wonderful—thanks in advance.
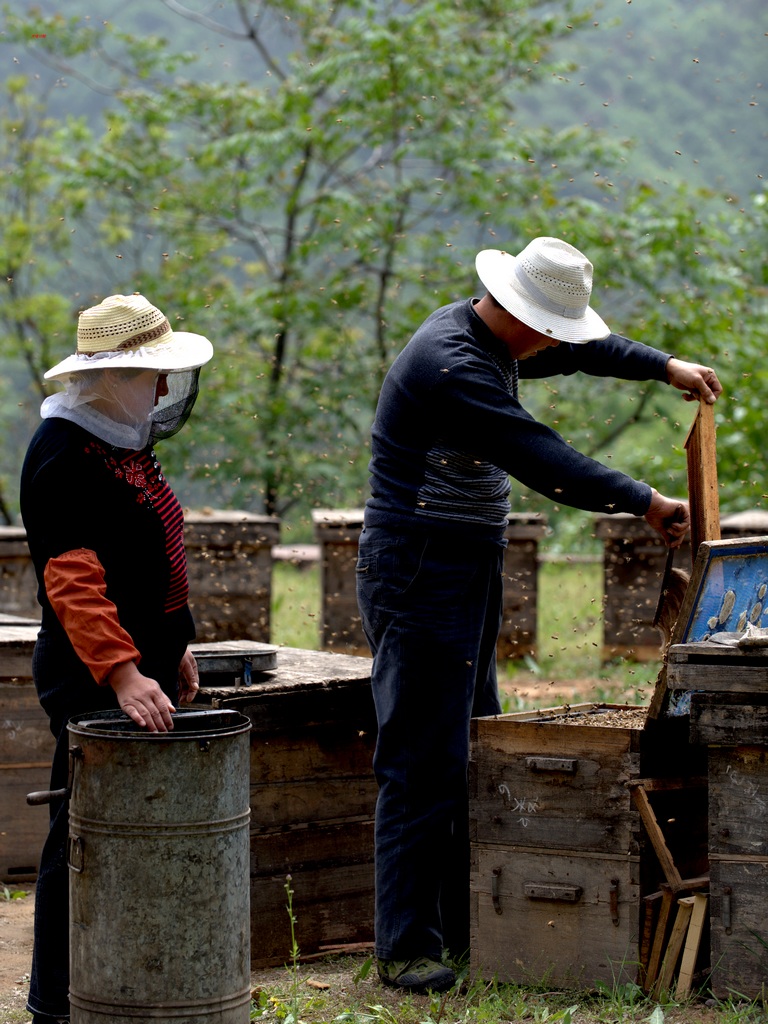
[475,237,610,344]
[45,293,213,381]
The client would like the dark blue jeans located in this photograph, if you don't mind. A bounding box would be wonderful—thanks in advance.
[356,524,504,962]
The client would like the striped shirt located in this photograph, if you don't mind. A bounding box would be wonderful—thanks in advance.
[112,448,189,613]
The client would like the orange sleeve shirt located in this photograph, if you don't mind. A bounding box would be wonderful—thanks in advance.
[44,548,141,684]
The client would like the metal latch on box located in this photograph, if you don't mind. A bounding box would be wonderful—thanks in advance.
[491,867,585,915]
[525,756,578,773]
[491,871,619,925]
[524,882,583,902]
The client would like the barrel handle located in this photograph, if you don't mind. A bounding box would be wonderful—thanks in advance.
[26,745,83,806]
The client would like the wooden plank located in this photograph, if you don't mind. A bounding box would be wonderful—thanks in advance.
[630,784,684,891]
[250,820,373,876]
[0,613,38,626]
[249,731,378,829]
[0,681,54,882]
[653,896,695,999]
[684,398,720,558]
[649,394,720,718]
[249,724,376,787]
[473,702,641,725]
[251,858,375,966]
[0,626,38,681]
[639,891,662,988]
[667,648,768,693]
[200,648,375,729]
[631,776,707,793]
[0,684,53,764]
[669,642,768,662]
[644,886,676,993]
[690,692,768,745]
[675,893,709,998]
[1,766,49,881]
[250,779,377,831]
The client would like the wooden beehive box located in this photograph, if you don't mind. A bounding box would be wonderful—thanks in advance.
[312,508,549,661]
[0,528,39,620]
[595,514,691,662]
[706,739,768,1000]
[184,510,280,644]
[194,643,377,966]
[469,703,706,988]
[0,622,52,883]
[498,513,548,662]
[595,513,768,664]
[312,509,366,654]
[684,688,768,999]
[676,669,768,999]
[661,535,768,999]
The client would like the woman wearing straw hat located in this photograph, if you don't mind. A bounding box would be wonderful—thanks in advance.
[20,293,213,1024]
[356,237,723,994]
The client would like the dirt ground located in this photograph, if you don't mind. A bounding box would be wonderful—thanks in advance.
[0,891,34,1021]
[0,886,738,1024]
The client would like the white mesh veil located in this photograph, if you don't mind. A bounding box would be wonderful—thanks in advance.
[40,366,201,449]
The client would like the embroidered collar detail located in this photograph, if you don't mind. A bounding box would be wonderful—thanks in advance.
[84,441,162,506]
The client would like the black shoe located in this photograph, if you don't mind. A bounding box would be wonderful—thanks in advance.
[377,956,456,993]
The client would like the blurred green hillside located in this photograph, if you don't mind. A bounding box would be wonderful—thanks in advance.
[1,0,764,541]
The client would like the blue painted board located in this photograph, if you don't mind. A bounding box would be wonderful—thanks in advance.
[680,539,768,642]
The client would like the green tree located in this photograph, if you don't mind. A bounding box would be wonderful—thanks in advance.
[5,0,601,518]
[1,1,765,535]
[0,74,92,521]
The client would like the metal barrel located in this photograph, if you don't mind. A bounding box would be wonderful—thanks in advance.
[66,708,252,1023]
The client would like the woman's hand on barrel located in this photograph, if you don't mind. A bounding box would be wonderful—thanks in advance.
[177,648,200,705]
[107,660,175,732]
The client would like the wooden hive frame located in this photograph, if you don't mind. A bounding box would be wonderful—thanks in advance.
[683,398,720,560]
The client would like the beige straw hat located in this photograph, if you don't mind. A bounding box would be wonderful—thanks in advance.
[475,237,611,343]
[45,293,213,381]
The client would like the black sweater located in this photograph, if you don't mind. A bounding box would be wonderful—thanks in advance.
[364,299,672,536]
[20,417,195,685]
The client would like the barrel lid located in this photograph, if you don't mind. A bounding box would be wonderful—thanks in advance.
[68,707,251,737]
[190,641,278,678]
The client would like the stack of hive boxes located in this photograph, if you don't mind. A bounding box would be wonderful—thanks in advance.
[469,704,707,988]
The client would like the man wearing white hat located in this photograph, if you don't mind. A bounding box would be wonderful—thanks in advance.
[356,237,722,994]
[20,293,213,1023]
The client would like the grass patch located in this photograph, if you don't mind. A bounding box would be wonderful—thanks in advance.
[498,560,661,711]
[247,951,766,1023]
[271,561,322,651]
[271,558,662,710]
